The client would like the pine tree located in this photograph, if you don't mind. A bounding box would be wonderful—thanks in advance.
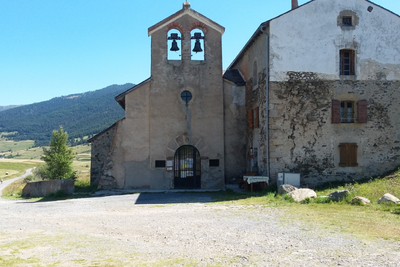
[41,126,75,180]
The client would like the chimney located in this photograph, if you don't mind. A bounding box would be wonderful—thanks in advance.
[291,0,298,9]
[183,2,190,9]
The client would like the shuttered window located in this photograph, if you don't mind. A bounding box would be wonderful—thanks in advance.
[357,99,368,123]
[339,143,358,167]
[332,99,341,123]
[340,49,355,75]
[332,99,367,124]
[248,109,254,129]
[254,107,259,128]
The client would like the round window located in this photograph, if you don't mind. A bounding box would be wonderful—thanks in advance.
[181,90,192,103]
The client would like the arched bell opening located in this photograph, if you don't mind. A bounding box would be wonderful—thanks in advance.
[190,29,205,61]
[174,145,201,189]
[167,29,182,60]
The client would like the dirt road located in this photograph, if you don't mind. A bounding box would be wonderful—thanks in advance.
[0,192,399,266]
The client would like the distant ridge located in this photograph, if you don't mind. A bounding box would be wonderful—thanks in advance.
[0,83,134,146]
[0,105,24,112]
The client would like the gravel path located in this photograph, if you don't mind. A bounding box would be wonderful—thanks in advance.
[0,191,399,266]
[0,168,33,198]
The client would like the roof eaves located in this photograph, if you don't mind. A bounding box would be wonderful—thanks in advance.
[114,77,151,109]
[365,0,400,19]
[148,7,225,36]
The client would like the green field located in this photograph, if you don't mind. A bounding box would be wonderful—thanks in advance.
[0,161,38,181]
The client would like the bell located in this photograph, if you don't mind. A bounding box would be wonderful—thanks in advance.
[170,39,180,52]
[192,39,203,53]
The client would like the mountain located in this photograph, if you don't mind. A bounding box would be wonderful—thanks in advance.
[0,83,134,146]
[0,105,24,112]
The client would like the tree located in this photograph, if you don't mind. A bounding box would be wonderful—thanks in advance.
[41,126,75,180]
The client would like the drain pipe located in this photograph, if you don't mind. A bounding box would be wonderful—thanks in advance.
[260,25,270,179]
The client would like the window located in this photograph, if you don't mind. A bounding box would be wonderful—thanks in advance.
[342,16,352,26]
[339,143,358,167]
[209,159,219,167]
[181,91,192,103]
[340,49,355,75]
[155,160,166,168]
[332,99,367,123]
[340,101,354,123]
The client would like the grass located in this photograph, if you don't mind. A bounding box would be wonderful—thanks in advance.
[0,161,38,181]
[0,132,35,153]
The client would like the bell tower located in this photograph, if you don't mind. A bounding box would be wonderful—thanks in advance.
[146,3,226,189]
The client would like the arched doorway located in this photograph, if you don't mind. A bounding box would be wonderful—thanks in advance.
[174,145,201,189]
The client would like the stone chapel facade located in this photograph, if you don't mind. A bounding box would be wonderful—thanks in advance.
[89,3,246,190]
[90,0,400,189]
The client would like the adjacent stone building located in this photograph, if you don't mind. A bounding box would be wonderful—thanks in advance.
[90,0,400,189]
[228,0,400,186]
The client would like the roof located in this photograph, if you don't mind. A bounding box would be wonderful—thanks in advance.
[114,77,151,109]
[148,2,225,36]
[223,69,246,86]
[227,0,400,69]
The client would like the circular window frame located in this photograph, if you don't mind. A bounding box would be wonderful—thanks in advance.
[179,89,194,105]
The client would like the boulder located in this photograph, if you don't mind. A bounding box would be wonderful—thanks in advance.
[288,188,317,202]
[352,196,371,205]
[378,193,400,204]
[278,184,297,195]
[328,190,350,202]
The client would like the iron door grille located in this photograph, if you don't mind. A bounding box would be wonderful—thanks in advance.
[174,145,201,189]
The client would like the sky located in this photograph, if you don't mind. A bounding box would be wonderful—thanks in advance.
[1,0,399,106]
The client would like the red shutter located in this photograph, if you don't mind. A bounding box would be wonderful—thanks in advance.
[339,143,347,167]
[254,107,259,128]
[248,109,254,129]
[350,50,355,75]
[339,143,358,167]
[349,143,358,167]
[332,99,341,123]
[357,100,367,123]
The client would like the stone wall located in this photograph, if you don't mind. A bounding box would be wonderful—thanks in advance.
[268,71,400,186]
[89,123,116,185]
[22,179,74,197]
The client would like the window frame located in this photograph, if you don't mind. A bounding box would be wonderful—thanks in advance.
[332,99,367,124]
[340,49,355,76]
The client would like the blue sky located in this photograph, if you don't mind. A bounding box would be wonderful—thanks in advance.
[1,0,399,106]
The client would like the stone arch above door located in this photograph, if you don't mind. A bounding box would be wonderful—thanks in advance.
[165,132,207,158]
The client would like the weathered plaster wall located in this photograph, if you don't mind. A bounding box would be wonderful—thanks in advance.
[89,124,116,185]
[110,82,151,189]
[269,0,400,82]
[269,72,400,186]
[223,80,246,183]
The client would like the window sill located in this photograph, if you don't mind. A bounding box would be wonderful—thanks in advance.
[339,75,356,81]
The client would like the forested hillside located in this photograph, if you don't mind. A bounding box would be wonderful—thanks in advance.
[0,83,133,146]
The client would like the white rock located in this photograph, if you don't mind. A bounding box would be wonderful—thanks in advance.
[288,188,317,202]
[378,193,400,204]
